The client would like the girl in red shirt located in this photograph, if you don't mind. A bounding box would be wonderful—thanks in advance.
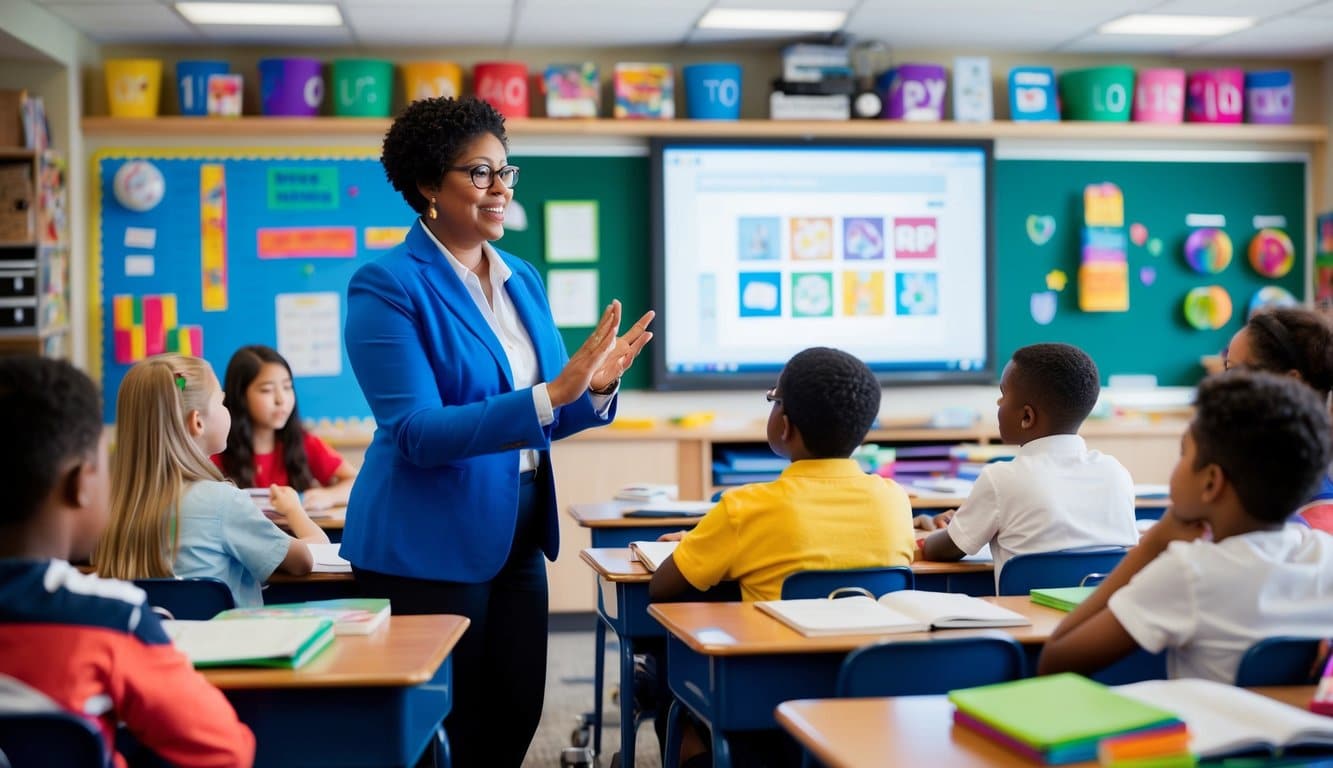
[214,345,358,510]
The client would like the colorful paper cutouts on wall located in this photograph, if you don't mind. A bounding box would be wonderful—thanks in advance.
[112,160,165,213]
[1183,228,1232,274]
[1078,183,1129,312]
[1030,291,1057,325]
[1317,212,1333,309]
[112,293,203,363]
[1247,285,1298,318]
[1045,270,1067,291]
[1129,222,1148,247]
[1247,228,1294,278]
[504,199,528,232]
[363,226,410,250]
[896,272,939,316]
[257,227,357,259]
[1025,214,1056,246]
[199,164,228,311]
[1147,238,1163,257]
[1183,285,1233,330]
[1139,266,1157,286]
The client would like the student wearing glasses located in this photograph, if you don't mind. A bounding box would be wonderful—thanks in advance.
[1223,306,1333,532]
[342,96,653,768]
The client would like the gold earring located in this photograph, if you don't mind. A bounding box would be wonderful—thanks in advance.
[428,197,438,220]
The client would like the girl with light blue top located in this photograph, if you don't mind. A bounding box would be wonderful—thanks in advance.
[94,354,329,607]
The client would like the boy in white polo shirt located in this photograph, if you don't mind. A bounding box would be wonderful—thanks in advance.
[1039,371,1333,682]
[918,343,1137,586]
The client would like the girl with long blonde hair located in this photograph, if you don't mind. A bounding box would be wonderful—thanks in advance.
[94,354,327,606]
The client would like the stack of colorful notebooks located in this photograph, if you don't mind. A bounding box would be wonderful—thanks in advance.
[948,673,1187,765]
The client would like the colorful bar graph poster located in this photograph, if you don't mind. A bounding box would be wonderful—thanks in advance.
[200,163,228,311]
[111,293,189,364]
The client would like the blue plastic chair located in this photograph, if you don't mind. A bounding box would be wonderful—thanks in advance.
[0,711,107,767]
[996,548,1129,596]
[837,634,1027,697]
[132,577,235,620]
[780,566,915,599]
[1234,637,1328,686]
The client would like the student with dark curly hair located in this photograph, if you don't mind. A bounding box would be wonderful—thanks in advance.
[1040,371,1333,682]
[343,96,653,767]
[918,343,1137,588]
[648,347,915,768]
[1224,306,1333,532]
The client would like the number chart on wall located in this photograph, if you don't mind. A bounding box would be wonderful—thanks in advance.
[94,149,413,424]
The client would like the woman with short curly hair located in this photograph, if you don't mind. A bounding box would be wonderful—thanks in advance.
[342,96,653,766]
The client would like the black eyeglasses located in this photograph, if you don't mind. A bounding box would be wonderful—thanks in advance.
[765,387,781,405]
[450,164,520,190]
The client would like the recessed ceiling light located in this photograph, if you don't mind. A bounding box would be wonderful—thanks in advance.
[1098,14,1254,36]
[175,2,343,26]
[696,9,847,33]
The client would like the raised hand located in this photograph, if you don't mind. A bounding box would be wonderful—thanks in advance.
[548,300,622,406]
[590,309,655,393]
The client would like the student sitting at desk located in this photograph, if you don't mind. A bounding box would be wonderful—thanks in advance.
[0,356,254,767]
[94,355,329,607]
[213,345,358,511]
[1040,371,1333,683]
[649,346,915,767]
[917,343,1137,586]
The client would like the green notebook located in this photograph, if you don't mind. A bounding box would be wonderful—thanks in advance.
[1029,586,1096,612]
[949,673,1180,752]
[162,617,336,669]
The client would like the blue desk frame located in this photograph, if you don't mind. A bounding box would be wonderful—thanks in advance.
[225,657,453,767]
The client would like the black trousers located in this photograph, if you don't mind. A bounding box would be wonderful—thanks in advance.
[354,470,549,768]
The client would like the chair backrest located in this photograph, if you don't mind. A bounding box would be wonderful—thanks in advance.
[132,577,235,620]
[996,548,1129,596]
[780,566,915,599]
[1234,636,1328,686]
[0,711,106,768]
[837,634,1027,697]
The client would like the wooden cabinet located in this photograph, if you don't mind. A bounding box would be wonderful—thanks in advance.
[0,148,69,359]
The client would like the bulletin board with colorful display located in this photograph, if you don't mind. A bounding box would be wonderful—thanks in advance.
[93,150,653,423]
[995,156,1306,386]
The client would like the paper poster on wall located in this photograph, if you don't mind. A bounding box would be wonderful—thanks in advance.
[546,269,599,327]
[276,292,342,377]
[544,200,599,263]
[199,164,228,311]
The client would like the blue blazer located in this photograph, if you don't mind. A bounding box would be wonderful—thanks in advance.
[341,222,613,582]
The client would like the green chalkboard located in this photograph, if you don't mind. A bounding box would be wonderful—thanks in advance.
[994,158,1306,386]
[497,154,653,390]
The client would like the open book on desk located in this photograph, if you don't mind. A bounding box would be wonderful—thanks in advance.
[629,540,678,572]
[309,543,351,573]
[756,590,1030,637]
[1117,678,1333,758]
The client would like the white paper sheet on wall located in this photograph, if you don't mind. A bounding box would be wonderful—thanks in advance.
[275,292,342,377]
[547,269,599,328]
[544,200,599,263]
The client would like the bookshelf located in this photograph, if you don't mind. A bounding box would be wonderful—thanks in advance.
[0,148,69,359]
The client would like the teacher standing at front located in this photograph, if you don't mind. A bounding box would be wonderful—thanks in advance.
[342,96,653,768]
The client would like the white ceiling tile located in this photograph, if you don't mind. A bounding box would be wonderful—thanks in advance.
[1059,33,1209,54]
[195,24,352,44]
[1141,0,1314,16]
[1293,0,1333,16]
[710,0,857,9]
[847,7,1137,51]
[512,4,701,46]
[338,0,511,4]
[43,2,197,42]
[686,28,819,45]
[343,4,511,45]
[1185,15,1333,55]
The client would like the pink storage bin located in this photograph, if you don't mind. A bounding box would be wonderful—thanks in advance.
[1133,68,1184,123]
[1186,69,1244,123]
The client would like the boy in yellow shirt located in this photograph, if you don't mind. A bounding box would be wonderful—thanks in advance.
[647,346,915,767]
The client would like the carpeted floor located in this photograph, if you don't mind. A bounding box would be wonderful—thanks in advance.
[524,630,662,768]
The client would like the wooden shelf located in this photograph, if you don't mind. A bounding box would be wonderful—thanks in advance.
[0,148,36,160]
[81,116,1328,143]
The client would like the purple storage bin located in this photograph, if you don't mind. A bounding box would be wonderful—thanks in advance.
[879,63,947,121]
[259,57,324,116]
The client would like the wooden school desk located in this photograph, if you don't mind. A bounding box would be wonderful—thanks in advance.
[202,614,468,768]
[775,686,1316,768]
[264,569,357,603]
[647,598,1066,768]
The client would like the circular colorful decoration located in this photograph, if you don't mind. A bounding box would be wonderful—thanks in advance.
[112,160,165,213]
[1183,285,1233,330]
[1247,285,1298,319]
[1183,228,1233,274]
[1247,228,1295,278]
